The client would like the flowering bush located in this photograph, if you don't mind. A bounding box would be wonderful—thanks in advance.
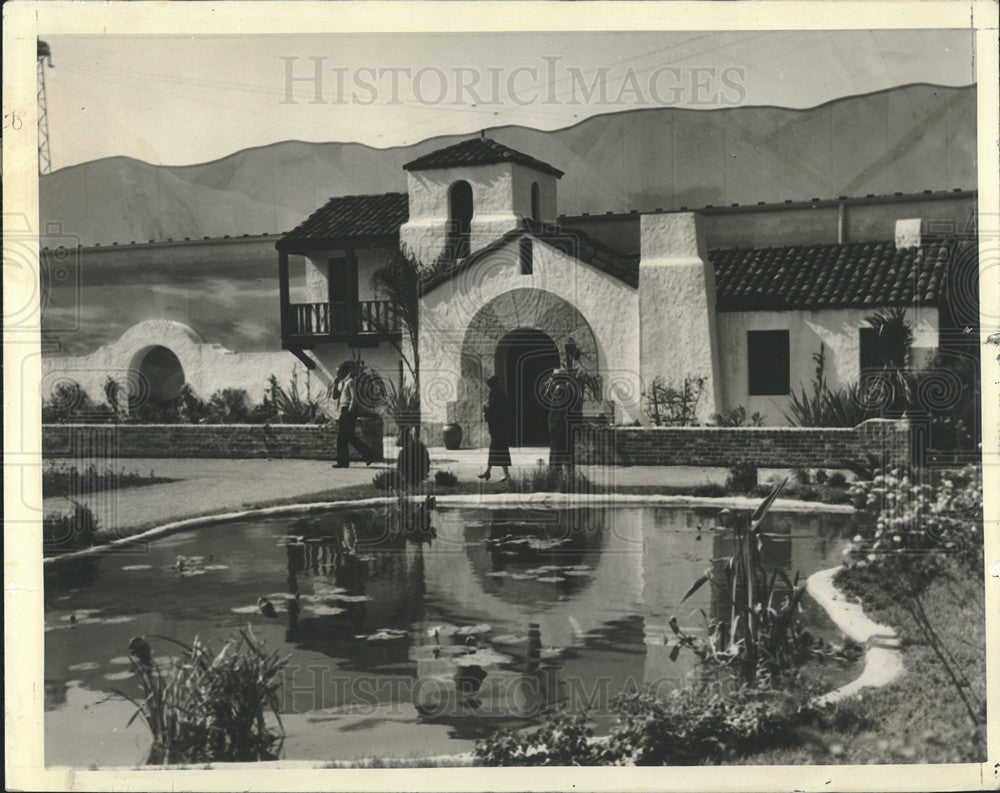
[474,683,824,766]
[845,466,983,575]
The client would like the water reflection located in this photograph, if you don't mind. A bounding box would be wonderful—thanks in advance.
[44,502,856,765]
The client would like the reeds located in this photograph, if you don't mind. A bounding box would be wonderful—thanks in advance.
[113,629,289,765]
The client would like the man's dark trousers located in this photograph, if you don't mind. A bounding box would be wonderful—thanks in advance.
[336,409,376,466]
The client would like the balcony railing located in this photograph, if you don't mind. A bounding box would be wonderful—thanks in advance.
[287,300,399,339]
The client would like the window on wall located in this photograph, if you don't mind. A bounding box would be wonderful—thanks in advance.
[530,182,541,222]
[859,327,905,376]
[747,330,790,396]
[448,180,473,259]
[519,237,533,275]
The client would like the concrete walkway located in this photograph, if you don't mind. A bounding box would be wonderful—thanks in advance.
[43,444,730,535]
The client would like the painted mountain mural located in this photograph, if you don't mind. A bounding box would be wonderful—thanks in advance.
[40,84,976,246]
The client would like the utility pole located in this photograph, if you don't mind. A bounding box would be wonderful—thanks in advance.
[37,39,53,174]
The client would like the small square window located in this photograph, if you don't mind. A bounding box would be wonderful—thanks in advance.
[747,330,790,396]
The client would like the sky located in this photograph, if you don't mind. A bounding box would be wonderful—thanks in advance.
[42,29,976,171]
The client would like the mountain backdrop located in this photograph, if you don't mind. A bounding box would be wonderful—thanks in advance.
[40,83,976,247]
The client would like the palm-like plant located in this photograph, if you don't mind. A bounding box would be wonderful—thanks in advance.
[671,479,821,683]
[371,245,421,395]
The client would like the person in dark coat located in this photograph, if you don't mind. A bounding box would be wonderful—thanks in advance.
[478,375,512,482]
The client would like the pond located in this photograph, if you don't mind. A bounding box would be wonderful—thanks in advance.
[44,502,856,767]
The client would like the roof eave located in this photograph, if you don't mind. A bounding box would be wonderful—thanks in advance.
[276,231,399,255]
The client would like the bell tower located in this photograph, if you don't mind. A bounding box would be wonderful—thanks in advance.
[399,137,562,265]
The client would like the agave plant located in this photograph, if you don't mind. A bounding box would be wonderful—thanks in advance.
[379,378,421,438]
[112,629,289,765]
[267,369,325,424]
[670,479,822,683]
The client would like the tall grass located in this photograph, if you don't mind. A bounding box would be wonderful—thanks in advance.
[510,462,593,494]
[113,629,289,765]
[42,460,172,498]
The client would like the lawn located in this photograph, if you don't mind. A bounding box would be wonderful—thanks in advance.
[736,559,987,765]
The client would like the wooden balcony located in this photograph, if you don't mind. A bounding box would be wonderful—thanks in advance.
[282,300,400,346]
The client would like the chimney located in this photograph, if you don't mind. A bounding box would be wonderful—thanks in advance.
[638,212,721,423]
[895,218,922,250]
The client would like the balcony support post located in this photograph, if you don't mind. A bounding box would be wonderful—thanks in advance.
[278,250,291,339]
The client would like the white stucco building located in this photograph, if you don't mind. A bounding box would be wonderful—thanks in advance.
[273,137,976,446]
[41,136,977,445]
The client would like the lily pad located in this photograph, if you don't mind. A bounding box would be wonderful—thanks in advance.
[366,629,408,641]
[454,624,492,636]
[304,604,345,616]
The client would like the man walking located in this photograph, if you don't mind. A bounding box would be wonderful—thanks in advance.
[332,361,377,468]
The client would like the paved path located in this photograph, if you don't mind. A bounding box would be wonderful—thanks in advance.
[43,445,729,534]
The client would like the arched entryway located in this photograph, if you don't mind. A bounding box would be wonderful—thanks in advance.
[454,288,602,448]
[133,345,186,403]
[495,328,561,445]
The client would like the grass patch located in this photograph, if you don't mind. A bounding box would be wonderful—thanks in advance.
[43,461,175,498]
[738,560,986,765]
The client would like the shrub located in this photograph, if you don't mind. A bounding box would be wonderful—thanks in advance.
[725,463,758,494]
[434,469,458,487]
[42,499,98,553]
[475,682,821,766]
[794,468,811,485]
[113,630,288,764]
[513,463,593,494]
[643,375,705,427]
[793,486,820,502]
[371,469,400,492]
[827,471,847,488]
[475,713,600,766]
[845,465,983,577]
[813,468,828,484]
[41,381,115,423]
[604,683,816,765]
[691,483,726,498]
[206,388,253,423]
[709,406,765,427]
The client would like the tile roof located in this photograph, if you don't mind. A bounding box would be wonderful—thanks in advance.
[276,192,408,252]
[403,138,564,178]
[277,188,962,311]
[419,219,636,294]
[710,238,956,311]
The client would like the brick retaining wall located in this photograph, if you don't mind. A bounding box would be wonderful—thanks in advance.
[42,418,384,461]
[574,419,912,469]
